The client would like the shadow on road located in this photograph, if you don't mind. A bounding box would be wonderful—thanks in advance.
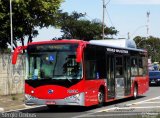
[103,96,145,106]
[21,96,146,113]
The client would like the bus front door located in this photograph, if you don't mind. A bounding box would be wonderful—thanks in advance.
[124,56,131,96]
[115,56,125,99]
[106,55,115,99]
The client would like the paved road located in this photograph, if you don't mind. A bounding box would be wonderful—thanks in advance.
[4,86,160,118]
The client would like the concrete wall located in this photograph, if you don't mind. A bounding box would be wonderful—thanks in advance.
[0,53,26,95]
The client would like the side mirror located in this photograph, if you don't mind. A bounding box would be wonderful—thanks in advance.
[12,46,27,64]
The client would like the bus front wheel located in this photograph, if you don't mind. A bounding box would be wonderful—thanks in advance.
[98,89,105,106]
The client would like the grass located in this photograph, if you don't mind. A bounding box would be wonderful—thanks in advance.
[11,94,18,101]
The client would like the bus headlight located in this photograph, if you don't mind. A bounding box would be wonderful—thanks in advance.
[25,94,36,100]
[65,93,80,102]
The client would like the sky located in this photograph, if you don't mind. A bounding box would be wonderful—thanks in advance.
[31,0,160,42]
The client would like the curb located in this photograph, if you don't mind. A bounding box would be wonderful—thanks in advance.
[0,108,4,112]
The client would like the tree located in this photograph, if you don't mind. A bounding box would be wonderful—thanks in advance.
[134,36,147,48]
[134,36,160,62]
[0,0,63,50]
[57,11,118,41]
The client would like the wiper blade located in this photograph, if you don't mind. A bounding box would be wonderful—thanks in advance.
[66,76,72,83]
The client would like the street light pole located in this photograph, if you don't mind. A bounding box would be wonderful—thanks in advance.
[102,0,105,40]
[9,0,13,95]
[130,25,147,38]
[146,11,150,38]
[10,0,13,53]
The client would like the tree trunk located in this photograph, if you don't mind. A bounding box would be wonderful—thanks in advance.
[28,34,33,43]
[21,37,25,53]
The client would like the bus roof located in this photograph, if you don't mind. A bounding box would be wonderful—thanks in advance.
[27,39,146,52]
[89,39,146,52]
[28,39,87,45]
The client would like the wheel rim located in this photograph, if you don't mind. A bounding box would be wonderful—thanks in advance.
[98,91,103,103]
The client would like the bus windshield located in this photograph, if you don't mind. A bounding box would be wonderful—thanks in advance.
[27,44,82,80]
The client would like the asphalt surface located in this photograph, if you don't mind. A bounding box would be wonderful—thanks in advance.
[2,86,160,118]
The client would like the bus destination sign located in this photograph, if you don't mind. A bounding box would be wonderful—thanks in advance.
[106,48,128,54]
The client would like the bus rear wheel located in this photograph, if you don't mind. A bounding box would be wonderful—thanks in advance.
[98,89,105,106]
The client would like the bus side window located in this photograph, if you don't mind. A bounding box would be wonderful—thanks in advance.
[86,60,96,79]
[138,58,143,75]
[84,45,106,79]
[115,57,123,77]
[142,56,148,75]
[84,45,97,80]
[131,57,138,76]
[96,48,106,79]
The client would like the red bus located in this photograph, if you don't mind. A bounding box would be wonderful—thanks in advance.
[12,39,149,107]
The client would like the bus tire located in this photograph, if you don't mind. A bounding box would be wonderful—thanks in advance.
[133,84,138,99]
[98,89,105,107]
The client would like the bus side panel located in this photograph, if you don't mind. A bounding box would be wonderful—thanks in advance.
[138,76,149,95]
[134,76,149,95]
[84,80,105,106]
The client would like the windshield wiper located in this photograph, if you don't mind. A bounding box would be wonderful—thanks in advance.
[66,76,72,83]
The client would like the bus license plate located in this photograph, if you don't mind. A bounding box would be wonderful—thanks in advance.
[46,101,56,105]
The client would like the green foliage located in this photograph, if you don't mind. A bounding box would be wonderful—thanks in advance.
[0,0,63,50]
[134,36,160,62]
[56,11,118,41]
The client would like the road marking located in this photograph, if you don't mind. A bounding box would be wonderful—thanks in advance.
[99,106,160,112]
[114,106,160,109]
[72,112,97,118]
[4,105,46,113]
[128,96,160,105]
[74,96,160,117]
[97,107,118,112]
[78,114,136,118]
[142,102,160,104]
[127,106,160,109]
[78,113,159,118]
[97,96,160,112]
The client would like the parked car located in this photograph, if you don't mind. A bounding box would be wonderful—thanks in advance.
[149,70,160,85]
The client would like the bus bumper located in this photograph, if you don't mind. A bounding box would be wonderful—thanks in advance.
[25,92,85,106]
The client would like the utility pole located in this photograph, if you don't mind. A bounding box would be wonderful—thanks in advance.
[9,0,14,95]
[146,11,150,38]
[102,0,105,40]
[10,0,13,53]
